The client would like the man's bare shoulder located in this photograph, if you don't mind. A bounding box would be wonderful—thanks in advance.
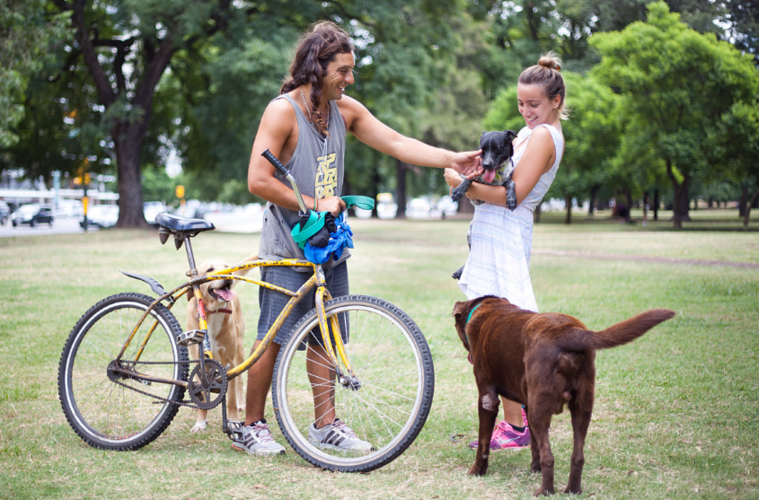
[259,95,297,136]
[264,95,296,119]
[336,95,369,129]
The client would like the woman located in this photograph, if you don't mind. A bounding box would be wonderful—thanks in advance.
[445,52,566,451]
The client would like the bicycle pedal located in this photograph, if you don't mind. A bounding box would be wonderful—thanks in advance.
[177,329,205,346]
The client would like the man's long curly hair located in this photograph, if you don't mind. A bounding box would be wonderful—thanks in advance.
[281,21,355,136]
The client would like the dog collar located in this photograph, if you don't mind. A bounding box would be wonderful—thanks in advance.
[205,306,232,315]
[464,302,484,365]
[466,302,483,325]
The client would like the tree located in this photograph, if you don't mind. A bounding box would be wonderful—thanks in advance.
[590,2,759,228]
[42,0,334,228]
[0,0,67,148]
[718,100,759,226]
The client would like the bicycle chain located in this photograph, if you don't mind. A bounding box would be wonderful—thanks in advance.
[111,359,207,410]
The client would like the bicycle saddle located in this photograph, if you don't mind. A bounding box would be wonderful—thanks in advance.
[156,212,215,248]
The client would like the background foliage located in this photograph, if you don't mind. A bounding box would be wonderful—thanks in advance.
[0,0,758,227]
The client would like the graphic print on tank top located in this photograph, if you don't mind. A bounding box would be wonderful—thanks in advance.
[315,152,337,199]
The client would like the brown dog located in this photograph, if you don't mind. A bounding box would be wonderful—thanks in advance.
[187,255,257,433]
[452,296,675,496]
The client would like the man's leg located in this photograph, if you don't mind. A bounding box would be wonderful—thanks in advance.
[243,340,280,426]
[307,344,336,428]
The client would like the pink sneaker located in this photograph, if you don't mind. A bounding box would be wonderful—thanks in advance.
[469,409,530,450]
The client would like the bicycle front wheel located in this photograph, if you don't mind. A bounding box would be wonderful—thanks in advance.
[272,295,434,472]
[58,293,188,450]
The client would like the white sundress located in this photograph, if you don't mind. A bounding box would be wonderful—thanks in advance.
[458,123,564,312]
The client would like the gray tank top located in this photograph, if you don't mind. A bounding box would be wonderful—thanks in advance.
[258,93,348,270]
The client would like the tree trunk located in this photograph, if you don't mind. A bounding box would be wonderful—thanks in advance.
[533,202,541,223]
[625,189,633,223]
[653,188,659,221]
[564,193,572,224]
[745,190,759,227]
[588,184,600,216]
[394,159,407,219]
[666,158,689,229]
[643,191,649,225]
[739,185,748,217]
[675,179,691,224]
[114,123,150,228]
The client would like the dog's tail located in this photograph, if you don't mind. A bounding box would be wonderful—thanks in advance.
[566,309,675,351]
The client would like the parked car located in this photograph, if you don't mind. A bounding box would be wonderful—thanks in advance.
[80,204,119,229]
[0,201,10,225]
[11,204,54,227]
[54,200,84,218]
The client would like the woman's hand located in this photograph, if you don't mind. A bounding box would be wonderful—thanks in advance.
[444,168,463,188]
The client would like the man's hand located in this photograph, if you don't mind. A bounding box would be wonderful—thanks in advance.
[315,196,346,216]
[451,150,483,178]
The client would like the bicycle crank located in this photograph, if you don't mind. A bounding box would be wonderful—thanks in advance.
[188,359,228,410]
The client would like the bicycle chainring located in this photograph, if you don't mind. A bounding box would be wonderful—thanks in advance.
[188,359,228,410]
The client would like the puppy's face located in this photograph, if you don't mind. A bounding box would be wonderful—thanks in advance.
[196,259,235,308]
[479,130,517,183]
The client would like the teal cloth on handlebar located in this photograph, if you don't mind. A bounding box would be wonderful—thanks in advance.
[291,210,327,249]
[341,195,375,211]
[290,195,375,250]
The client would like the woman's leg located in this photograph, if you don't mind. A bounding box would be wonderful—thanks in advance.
[501,397,525,427]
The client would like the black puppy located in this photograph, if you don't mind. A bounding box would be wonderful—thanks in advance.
[450,130,517,208]
[451,130,517,280]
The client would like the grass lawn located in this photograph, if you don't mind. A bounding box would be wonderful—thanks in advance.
[0,215,757,499]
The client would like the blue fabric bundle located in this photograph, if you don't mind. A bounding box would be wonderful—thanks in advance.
[303,213,354,264]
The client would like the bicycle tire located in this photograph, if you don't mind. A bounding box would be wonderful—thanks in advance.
[58,292,188,450]
[272,295,434,472]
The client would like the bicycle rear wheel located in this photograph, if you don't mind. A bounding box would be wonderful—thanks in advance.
[272,295,434,472]
[58,293,188,450]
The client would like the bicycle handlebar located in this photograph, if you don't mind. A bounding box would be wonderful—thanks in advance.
[262,149,309,214]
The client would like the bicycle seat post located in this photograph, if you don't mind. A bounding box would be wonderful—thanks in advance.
[183,235,199,278]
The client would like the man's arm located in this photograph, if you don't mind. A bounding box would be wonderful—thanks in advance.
[338,96,481,174]
[248,98,344,215]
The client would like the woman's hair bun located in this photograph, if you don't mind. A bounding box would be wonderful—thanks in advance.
[538,52,562,71]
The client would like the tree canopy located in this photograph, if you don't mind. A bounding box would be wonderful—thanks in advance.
[2,0,758,227]
[591,1,759,228]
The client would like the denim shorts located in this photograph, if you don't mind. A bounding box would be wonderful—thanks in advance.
[257,261,349,346]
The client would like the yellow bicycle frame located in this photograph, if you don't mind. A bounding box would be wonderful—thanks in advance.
[114,258,356,386]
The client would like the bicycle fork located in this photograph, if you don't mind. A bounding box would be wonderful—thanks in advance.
[314,279,360,390]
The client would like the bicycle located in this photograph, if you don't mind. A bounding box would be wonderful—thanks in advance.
[58,151,435,473]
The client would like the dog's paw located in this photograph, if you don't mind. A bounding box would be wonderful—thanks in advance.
[190,421,208,433]
[452,266,464,280]
[505,180,517,210]
[564,485,582,495]
[533,487,554,497]
[467,463,488,476]
[531,462,542,473]
[237,405,246,413]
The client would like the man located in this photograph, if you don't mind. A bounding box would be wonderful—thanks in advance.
[235,21,481,456]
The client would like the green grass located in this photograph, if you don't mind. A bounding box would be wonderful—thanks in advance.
[1,218,757,499]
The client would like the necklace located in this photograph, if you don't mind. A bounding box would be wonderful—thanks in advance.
[300,87,313,122]
[300,86,329,135]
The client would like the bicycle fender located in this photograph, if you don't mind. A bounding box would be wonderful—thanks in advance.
[120,270,168,297]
